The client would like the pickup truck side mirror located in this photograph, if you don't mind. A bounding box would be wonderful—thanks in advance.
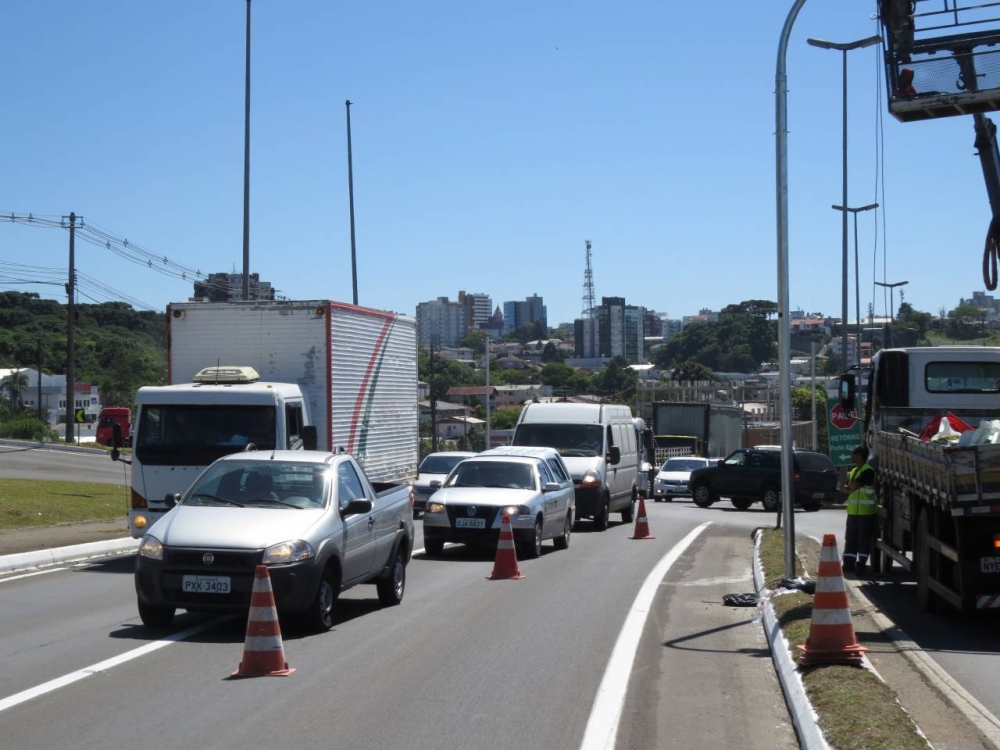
[839,374,856,412]
[302,426,318,451]
[164,492,181,509]
[542,481,561,493]
[717,459,724,467]
[429,480,442,489]
[608,446,621,465]
[342,497,373,517]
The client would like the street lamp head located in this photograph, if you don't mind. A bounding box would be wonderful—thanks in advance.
[807,35,881,51]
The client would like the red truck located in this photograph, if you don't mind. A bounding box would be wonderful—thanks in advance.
[96,407,131,447]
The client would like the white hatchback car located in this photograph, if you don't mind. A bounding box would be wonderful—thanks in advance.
[411,451,476,515]
[422,446,575,559]
[652,456,712,501]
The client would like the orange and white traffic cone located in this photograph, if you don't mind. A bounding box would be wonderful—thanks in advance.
[232,565,295,677]
[797,533,867,667]
[487,512,524,580]
[630,496,655,540]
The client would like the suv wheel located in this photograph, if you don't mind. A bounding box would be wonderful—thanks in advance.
[760,486,781,513]
[692,483,715,508]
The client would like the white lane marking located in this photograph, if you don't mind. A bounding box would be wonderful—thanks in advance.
[579,522,711,750]
[0,618,224,714]
[0,568,67,583]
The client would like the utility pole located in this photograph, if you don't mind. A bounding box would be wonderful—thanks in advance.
[485,340,491,449]
[65,212,76,444]
[429,341,438,452]
[242,0,252,301]
[346,100,358,305]
[811,341,817,450]
[875,280,909,348]
[37,339,43,421]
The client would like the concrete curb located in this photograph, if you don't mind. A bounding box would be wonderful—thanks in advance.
[0,438,106,456]
[752,530,831,750]
[0,537,139,576]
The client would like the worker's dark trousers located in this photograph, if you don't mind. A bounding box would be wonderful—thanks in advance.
[843,514,878,569]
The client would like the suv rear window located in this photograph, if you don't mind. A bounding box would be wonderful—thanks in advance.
[794,452,835,472]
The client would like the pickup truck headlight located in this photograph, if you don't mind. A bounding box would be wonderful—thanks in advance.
[580,471,602,488]
[262,540,315,565]
[426,502,446,514]
[138,535,164,561]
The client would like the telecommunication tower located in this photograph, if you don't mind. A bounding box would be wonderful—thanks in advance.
[582,240,596,318]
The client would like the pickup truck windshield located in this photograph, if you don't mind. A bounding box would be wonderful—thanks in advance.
[513,424,603,458]
[185,459,328,509]
[445,461,536,490]
[135,405,277,466]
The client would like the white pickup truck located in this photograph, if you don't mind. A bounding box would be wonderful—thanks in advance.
[133,451,414,632]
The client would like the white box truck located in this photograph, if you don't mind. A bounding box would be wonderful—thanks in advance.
[119,300,418,538]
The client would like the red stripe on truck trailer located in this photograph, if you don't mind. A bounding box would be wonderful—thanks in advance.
[347,316,394,453]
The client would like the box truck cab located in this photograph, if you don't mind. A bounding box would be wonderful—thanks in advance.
[122,366,315,538]
[511,402,639,530]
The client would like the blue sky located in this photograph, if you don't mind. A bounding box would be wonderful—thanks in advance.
[0,1,990,326]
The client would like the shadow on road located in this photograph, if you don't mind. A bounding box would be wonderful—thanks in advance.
[69,556,135,575]
[662,619,770,657]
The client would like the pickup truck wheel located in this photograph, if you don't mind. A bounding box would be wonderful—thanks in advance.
[593,497,610,531]
[424,539,444,557]
[553,510,572,550]
[137,599,175,628]
[692,483,715,508]
[520,518,543,559]
[915,511,938,612]
[760,486,780,513]
[622,488,637,523]
[801,500,822,512]
[730,497,753,511]
[377,548,406,606]
[304,564,339,632]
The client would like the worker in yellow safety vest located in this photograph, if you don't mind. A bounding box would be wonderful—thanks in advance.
[843,445,878,575]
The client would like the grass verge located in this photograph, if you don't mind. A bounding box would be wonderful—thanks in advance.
[0,479,127,530]
[759,528,927,750]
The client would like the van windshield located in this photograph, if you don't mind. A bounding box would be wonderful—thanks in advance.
[513,423,603,458]
[135,405,276,466]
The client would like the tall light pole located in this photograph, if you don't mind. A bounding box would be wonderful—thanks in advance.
[346,100,358,305]
[833,202,879,365]
[242,0,252,301]
[807,35,880,372]
[875,280,909,348]
[777,0,809,577]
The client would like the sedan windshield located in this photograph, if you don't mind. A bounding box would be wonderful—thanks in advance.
[419,454,469,475]
[185,460,329,509]
[445,461,536,490]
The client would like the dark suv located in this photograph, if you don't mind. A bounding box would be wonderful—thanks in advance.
[687,448,837,512]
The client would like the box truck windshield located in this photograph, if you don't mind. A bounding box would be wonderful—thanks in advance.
[512,423,603,457]
[135,404,276,465]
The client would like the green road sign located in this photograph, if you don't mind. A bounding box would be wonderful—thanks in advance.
[74,408,85,424]
[826,397,862,466]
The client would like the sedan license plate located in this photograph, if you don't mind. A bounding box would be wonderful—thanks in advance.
[455,518,486,529]
[812,492,825,499]
[980,557,1000,574]
[182,575,231,594]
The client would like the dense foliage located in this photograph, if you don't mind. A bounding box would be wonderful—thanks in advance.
[653,300,778,373]
[0,291,167,410]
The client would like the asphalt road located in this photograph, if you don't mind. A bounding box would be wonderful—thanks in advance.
[0,503,799,750]
[0,443,126,485]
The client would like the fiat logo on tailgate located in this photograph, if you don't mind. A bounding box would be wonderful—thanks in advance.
[202,553,215,565]
[467,506,477,517]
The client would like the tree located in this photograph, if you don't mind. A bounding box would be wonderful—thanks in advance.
[947,302,984,340]
[4,369,29,407]
[541,341,564,363]
[460,331,490,358]
[593,357,637,402]
[491,408,521,430]
[822,354,844,376]
[671,361,717,384]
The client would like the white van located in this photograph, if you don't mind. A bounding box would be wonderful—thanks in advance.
[511,403,639,530]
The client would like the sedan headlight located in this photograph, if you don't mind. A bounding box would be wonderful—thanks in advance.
[262,540,315,565]
[426,502,446,514]
[580,471,602,488]
[138,535,164,561]
[501,504,531,518]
